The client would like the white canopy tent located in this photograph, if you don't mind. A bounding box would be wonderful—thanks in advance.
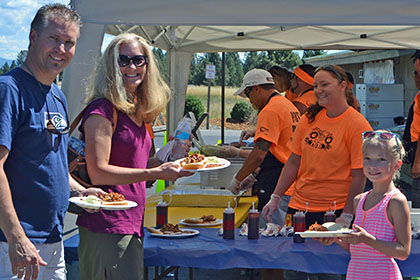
[63,0,420,135]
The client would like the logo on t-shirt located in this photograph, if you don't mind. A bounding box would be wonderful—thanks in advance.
[259,126,269,135]
[44,112,67,129]
[304,127,333,151]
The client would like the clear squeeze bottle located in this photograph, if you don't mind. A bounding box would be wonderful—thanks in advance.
[247,202,259,240]
[223,201,235,239]
[156,200,168,229]
[324,201,336,223]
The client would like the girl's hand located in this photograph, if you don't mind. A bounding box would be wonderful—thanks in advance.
[339,224,374,244]
[315,237,338,246]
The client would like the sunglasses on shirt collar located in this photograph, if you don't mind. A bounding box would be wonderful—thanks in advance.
[46,94,70,135]
[118,55,148,67]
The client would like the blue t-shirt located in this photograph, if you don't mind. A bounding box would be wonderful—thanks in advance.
[0,68,69,243]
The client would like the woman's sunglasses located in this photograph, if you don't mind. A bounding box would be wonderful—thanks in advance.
[362,131,401,158]
[315,65,344,81]
[118,55,148,67]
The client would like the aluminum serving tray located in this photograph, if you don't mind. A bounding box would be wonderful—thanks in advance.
[159,189,239,208]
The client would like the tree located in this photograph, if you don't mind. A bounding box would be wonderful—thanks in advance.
[152,48,167,81]
[225,52,243,87]
[302,50,327,59]
[16,50,26,66]
[0,62,11,75]
[243,51,301,72]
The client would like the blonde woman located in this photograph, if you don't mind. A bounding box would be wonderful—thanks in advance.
[76,33,191,280]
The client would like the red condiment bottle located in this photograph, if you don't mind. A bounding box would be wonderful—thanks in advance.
[247,202,259,240]
[223,201,235,239]
[156,200,168,229]
[324,201,336,223]
[293,210,306,243]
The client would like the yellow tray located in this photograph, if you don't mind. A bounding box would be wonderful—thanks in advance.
[158,189,239,208]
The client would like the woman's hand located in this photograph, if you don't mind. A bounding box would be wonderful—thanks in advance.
[315,237,338,246]
[157,162,193,181]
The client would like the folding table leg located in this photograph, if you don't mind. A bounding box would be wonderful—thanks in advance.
[189,267,194,280]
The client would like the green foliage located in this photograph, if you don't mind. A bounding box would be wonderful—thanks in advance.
[302,50,327,59]
[243,50,302,72]
[184,95,205,119]
[230,101,252,122]
[152,48,167,81]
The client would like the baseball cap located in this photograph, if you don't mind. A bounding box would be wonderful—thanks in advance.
[411,50,420,62]
[233,69,275,97]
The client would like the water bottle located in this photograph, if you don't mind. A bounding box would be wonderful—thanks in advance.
[223,201,235,239]
[156,200,169,229]
[293,211,306,243]
[247,202,259,240]
[170,117,194,161]
[174,117,193,142]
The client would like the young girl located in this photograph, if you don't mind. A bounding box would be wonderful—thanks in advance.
[323,130,411,279]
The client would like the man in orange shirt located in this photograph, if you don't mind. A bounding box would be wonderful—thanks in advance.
[291,64,316,115]
[229,69,301,226]
[403,50,420,207]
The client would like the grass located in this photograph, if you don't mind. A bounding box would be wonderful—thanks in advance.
[186,85,256,122]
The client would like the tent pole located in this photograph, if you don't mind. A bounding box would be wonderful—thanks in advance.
[221,52,225,144]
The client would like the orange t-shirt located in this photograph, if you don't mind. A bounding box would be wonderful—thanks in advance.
[255,95,301,196]
[255,95,300,164]
[285,89,298,102]
[411,91,420,142]
[145,123,155,139]
[293,89,316,109]
[288,107,372,212]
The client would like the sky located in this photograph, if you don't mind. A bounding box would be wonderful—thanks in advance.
[0,0,70,60]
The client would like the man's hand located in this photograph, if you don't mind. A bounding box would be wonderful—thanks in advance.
[336,213,354,229]
[240,130,255,142]
[218,145,240,158]
[9,237,47,280]
[228,177,241,195]
[262,194,281,222]
[239,173,257,191]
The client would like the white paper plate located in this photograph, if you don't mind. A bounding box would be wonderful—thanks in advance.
[296,230,353,238]
[69,197,138,211]
[179,218,222,227]
[148,228,200,238]
[174,157,231,172]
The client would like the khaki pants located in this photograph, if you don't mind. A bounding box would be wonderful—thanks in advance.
[78,227,144,280]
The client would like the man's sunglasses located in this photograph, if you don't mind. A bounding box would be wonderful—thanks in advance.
[244,86,253,98]
[46,94,70,135]
[118,55,148,67]
[362,131,401,158]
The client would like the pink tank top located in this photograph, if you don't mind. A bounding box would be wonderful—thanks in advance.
[347,189,402,280]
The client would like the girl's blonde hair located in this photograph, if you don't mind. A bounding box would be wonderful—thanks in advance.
[362,130,406,181]
[85,33,170,123]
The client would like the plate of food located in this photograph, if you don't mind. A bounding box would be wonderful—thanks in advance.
[296,222,353,238]
[146,224,199,238]
[179,215,222,227]
[175,153,230,172]
[69,192,138,211]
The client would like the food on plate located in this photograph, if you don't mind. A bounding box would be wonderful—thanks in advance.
[184,215,217,224]
[100,192,128,205]
[308,222,328,232]
[82,195,102,205]
[146,223,196,235]
[180,153,207,169]
[322,222,348,231]
[205,157,225,168]
[230,141,246,148]
[307,221,350,232]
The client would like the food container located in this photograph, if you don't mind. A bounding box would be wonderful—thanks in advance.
[200,158,244,190]
[159,189,240,208]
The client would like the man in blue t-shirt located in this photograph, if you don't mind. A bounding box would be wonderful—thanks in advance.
[0,4,101,280]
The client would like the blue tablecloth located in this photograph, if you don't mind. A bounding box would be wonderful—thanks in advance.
[64,228,420,276]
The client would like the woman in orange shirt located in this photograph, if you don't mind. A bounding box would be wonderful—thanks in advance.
[262,65,371,280]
